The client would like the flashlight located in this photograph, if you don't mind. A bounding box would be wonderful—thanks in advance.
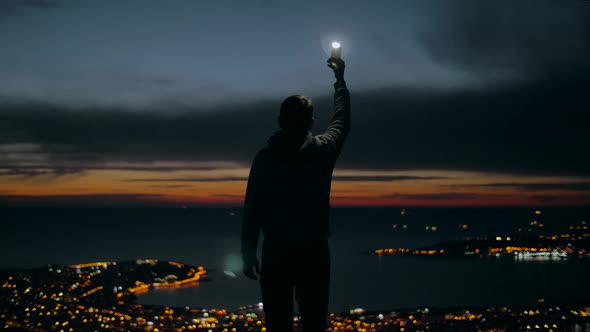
[331,41,341,58]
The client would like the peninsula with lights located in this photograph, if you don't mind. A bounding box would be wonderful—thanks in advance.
[1,259,207,330]
[368,219,590,260]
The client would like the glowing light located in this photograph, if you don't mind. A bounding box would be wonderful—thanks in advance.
[496,236,503,241]
[331,41,341,49]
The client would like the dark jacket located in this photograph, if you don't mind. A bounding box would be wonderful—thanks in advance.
[241,80,350,257]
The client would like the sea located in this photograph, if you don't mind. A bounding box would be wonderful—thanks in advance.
[1,207,589,313]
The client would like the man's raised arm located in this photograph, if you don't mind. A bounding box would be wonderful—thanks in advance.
[320,58,350,155]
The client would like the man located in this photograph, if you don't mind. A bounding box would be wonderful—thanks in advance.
[241,56,350,332]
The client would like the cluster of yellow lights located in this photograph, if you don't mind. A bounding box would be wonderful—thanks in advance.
[79,286,103,299]
[168,261,185,268]
[1,281,17,288]
[126,266,206,297]
[524,324,559,331]
[444,313,483,321]
[327,313,429,332]
[488,247,573,254]
[374,248,410,255]
[374,248,444,256]
[69,262,111,269]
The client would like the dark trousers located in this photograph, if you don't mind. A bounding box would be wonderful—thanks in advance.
[260,238,330,332]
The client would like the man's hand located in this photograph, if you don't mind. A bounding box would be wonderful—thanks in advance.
[327,57,345,81]
[242,255,261,280]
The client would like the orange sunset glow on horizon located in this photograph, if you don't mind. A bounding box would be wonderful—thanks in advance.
[2,161,590,207]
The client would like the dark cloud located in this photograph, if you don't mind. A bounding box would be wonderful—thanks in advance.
[1,64,589,177]
[0,99,274,167]
[333,175,450,182]
[122,177,248,183]
[147,184,193,188]
[211,194,243,198]
[331,189,372,193]
[121,175,448,183]
[0,164,233,179]
[331,192,590,204]
[0,167,80,178]
[330,195,372,200]
[342,70,589,175]
[0,193,168,207]
[530,194,590,203]
[420,2,590,76]
[380,192,514,201]
[446,182,590,192]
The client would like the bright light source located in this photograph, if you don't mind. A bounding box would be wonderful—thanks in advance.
[331,41,341,49]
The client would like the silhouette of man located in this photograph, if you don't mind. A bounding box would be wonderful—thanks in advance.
[241,56,349,332]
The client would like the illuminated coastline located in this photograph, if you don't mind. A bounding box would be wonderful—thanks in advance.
[1,259,208,331]
[370,218,590,260]
[2,259,590,331]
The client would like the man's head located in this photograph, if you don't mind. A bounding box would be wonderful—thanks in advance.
[278,95,314,132]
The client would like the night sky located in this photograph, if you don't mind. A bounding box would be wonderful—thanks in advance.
[1,0,589,207]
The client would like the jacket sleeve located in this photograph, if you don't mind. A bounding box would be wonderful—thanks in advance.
[241,151,264,260]
[318,80,351,155]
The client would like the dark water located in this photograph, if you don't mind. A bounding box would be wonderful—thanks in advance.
[1,207,589,312]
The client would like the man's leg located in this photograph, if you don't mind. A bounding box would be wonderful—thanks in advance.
[261,243,295,332]
[295,240,330,332]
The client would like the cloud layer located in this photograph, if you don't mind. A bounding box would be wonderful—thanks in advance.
[2,65,588,177]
